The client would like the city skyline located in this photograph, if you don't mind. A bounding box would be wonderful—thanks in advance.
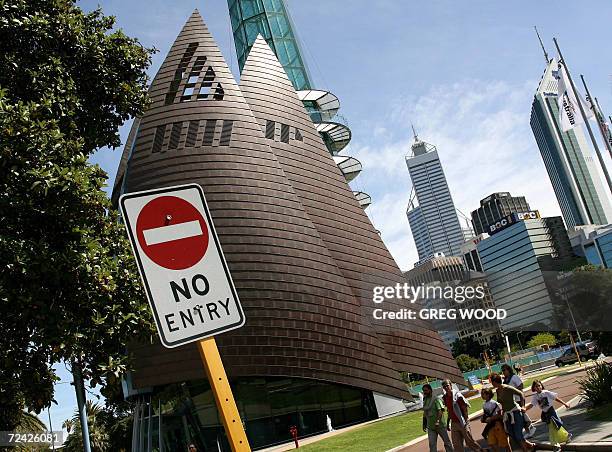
[85,0,612,272]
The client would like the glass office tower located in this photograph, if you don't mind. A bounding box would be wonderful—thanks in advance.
[227,0,371,207]
[406,136,465,261]
[530,58,612,228]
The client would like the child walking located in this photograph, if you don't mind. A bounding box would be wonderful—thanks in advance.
[480,388,511,452]
[524,380,572,448]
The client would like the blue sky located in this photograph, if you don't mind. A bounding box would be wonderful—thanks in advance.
[50,0,612,434]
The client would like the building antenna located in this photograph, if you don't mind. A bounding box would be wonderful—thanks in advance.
[411,123,419,142]
[534,26,549,64]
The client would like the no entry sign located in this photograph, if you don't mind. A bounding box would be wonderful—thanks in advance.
[120,184,245,348]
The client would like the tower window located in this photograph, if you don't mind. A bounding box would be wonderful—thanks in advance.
[192,56,207,72]
[294,128,303,141]
[181,86,194,101]
[203,67,216,82]
[265,120,275,139]
[202,119,216,146]
[185,120,199,147]
[280,123,289,143]
[197,84,211,100]
[219,120,233,146]
[213,83,224,100]
[168,122,182,149]
[152,125,166,153]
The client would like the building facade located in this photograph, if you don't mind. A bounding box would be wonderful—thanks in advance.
[461,234,486,273]
[112,12,462,450]
[530,58,612,229]
[454,273,499,346]
[471,192,531,235]
[477,216,574,331]
[570,224,612,268]
[406,137,465,261]
[227,0,370,208]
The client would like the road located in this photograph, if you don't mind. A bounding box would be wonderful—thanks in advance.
[398,367,588,451]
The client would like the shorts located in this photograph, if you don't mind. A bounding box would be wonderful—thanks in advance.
[487,421,508,447]
[504,410,525,443]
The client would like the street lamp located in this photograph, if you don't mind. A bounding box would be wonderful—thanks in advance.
[515,331,524,352]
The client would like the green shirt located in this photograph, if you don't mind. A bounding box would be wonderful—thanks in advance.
[496,384,524,411]
[423,396,445,430]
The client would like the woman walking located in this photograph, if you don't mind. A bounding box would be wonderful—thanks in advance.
[525,380,572,448]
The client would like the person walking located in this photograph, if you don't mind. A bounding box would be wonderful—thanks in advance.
[480,388,510,452]
[422,384,453,452]
[441,379,483,452]
[490,373,535,451]
[525,380,572,448]
[501,363,535,438]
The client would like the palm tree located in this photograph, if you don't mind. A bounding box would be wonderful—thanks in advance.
[13,411,47,451]
[62,400,110,452]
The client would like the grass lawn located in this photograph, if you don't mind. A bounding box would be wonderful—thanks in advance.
[299,399,486,452]
[587,403,612,421]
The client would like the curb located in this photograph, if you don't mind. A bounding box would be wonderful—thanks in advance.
[533,442,612,451]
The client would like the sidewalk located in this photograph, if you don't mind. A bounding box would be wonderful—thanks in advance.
[530,395,612,451]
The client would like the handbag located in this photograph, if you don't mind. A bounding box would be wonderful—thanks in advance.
[548,422,570,445]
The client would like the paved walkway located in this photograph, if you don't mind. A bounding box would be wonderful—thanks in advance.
[396,362,612,451]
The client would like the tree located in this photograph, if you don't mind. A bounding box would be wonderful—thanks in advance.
[0,0,156,430]
[62,401,109,452]
[455,354,482,373]
[554,265,612,332]
[13,411,47,452]
[527,333,557,349]
[451,336,483,359]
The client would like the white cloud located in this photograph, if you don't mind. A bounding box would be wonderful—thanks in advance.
[349,78,564,271]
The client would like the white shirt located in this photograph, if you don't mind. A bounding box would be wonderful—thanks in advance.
[531,390,558,412]
[506,374,523,402]
[483,400,501,419]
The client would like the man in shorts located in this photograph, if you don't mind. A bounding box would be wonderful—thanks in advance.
[490,373,535,451]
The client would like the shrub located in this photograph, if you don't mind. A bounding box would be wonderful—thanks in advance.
[578,361,612,406]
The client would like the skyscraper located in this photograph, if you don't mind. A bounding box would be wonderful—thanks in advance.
[227,0,371,207]
[477,214,575,331]
[406,135,465,261]
[112,11,462,449]
[471,192,531,235]
[530,58,612,229]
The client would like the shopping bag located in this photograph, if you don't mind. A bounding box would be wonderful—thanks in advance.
[548,422,569,444]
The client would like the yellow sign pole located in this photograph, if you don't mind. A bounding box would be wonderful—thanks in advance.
[569,332,582,367]
[197,338,251,452]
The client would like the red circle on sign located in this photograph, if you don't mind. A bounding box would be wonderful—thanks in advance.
[136,196,209,270]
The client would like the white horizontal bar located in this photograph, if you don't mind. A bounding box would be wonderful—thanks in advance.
[143,220,203,245]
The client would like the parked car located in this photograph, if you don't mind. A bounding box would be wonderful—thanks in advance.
[555,342,599,367]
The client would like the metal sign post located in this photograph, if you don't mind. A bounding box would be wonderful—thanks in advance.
[198,338,250,451]
[120,183,250,451]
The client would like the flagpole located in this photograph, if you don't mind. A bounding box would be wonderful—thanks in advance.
[596,97,612,160]
[553,38,612,196]
[580,75,612,160]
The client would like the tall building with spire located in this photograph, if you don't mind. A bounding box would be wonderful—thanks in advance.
[530,57,612,229]
[227,0,371,207]
[112,11,462,450]
[406,134,465,261]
